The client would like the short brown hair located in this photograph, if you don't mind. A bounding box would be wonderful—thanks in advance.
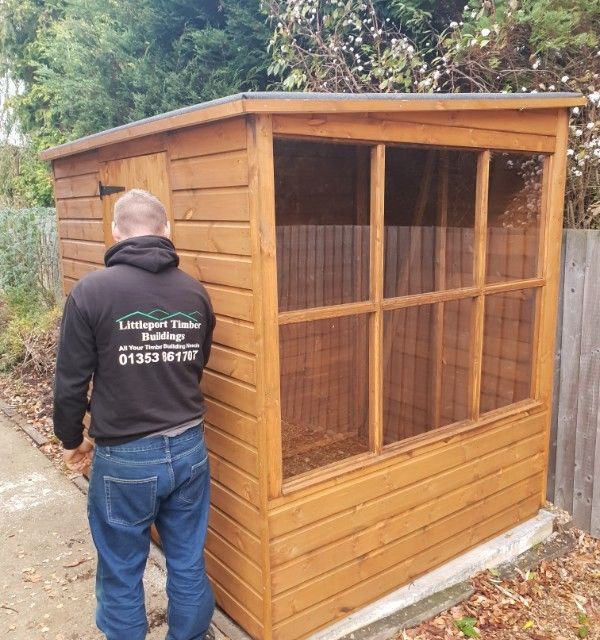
[113,189,168,237]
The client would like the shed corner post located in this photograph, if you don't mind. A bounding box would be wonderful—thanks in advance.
[536,108,570,504]
[246,112,281,639]
[50,161,67,300]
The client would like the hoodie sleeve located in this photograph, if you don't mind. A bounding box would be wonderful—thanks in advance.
[202,307,216,367]
[53,294,97,449]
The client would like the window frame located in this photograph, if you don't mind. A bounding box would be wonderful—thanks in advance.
[271,135,550,495]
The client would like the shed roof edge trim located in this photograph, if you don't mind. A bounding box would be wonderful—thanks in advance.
[41,91,585,161]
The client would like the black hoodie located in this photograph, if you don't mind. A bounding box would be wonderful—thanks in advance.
[53,235,215,449]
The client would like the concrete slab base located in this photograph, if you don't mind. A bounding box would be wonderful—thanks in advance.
[337,581,475,640]
[308,509,555,640]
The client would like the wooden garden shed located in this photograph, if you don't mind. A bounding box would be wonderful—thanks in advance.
[42,91,584,640]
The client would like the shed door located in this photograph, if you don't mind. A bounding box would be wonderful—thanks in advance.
[99,152,173,247]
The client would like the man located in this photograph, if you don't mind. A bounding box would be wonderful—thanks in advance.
[53,189,216,640]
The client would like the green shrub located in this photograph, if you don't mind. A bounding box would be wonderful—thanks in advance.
[0,207,61,305]
[0,288,60,375]
[0,207,62,375]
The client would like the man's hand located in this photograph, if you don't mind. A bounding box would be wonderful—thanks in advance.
[63,440,94,472]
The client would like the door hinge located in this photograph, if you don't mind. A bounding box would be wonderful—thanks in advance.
[98,181,125,199]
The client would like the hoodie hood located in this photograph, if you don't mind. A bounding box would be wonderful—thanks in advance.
[104,235,179,273]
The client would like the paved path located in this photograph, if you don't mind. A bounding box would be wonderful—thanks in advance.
[0,412,169,640]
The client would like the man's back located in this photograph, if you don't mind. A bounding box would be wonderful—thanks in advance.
[54,235,215,447]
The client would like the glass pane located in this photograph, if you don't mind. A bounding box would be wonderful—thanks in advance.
[486,152,544,283]
[274,139,370,311]
[383,299,473,445]
[279,315,369,478]
[384,147,477,298]
[480,289,537,413]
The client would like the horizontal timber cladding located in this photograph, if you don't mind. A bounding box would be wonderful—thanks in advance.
[272,494,540,639]
[209,451,259,505]
[207,476,264,637]
[204,398,258,448]
[272,480,541,622]
[172,222,251,255]
[53,153,105,297]
[208,564,264,639]
[61,258,103,280]
[53,149,100,179]
[269,412,545,539]
[208,345,256,385]
[54,172,99,199]
[56,197,103,219]
[60,239,105,264]
[178,253,253,289]
[271,112,556,153]
[378,108,559,136]
[58,219,104,242]
[203,284,253,323]
[171,188,250,222]
[170,150,249,190]
[63,278,77,294]
[169,116,247,160]
[267,411,547,636]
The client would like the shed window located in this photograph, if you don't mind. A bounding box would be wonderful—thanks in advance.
[274,140,547,482]
[486,153,543,283]
[384,147,477,297]
[383,299,473,444]
[279,315,369,478]
[275,139,370,311]
[480,288,537,413]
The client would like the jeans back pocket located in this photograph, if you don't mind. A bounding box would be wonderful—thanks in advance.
[178,457,209,504]
[104,476,157,526]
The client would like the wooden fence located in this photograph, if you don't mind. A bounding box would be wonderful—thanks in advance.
[548,229,600,537]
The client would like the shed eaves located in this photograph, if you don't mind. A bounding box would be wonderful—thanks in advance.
[41,91,585,161]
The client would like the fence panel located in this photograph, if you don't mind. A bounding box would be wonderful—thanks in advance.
[549,229,600,536]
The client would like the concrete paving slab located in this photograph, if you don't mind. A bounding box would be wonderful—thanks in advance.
[0,413,169,640]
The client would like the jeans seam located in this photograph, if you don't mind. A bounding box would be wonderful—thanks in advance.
[95,441,205,466]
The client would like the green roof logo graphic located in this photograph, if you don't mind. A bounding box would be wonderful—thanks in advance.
[116,308,201,323]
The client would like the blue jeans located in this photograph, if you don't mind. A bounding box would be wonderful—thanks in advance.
[88,425,215,640]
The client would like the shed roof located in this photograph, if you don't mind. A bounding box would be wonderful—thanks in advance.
[41,91,585,161]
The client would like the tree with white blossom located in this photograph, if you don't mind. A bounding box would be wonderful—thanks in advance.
[264,0,599,228]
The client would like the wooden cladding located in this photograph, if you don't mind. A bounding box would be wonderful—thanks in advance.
[170,151,248,190]
[169,117,247,160]
[272,112,557,153]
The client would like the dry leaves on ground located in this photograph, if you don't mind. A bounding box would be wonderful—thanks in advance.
[1,374,66,471]
[400,529,599,640]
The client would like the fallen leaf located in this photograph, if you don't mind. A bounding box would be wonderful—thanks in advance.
[522,619,535,630]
